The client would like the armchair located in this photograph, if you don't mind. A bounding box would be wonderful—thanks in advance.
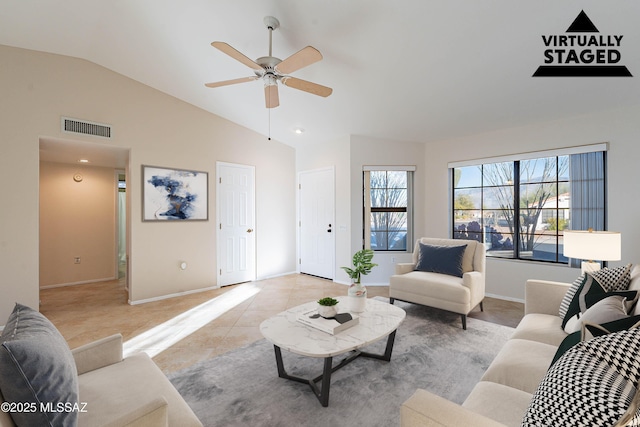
[389,237,486,329]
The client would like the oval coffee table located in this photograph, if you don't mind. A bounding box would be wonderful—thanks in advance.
[259,296,406,407]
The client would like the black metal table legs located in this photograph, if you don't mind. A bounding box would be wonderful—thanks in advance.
[271,330,398,407]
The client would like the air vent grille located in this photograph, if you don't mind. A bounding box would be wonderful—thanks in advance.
[62,117,112,138]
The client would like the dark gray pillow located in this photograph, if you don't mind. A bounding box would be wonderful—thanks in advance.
[0,303,79,427]
[414,243,467,277]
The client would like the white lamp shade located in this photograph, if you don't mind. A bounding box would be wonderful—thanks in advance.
[563,230,621,261]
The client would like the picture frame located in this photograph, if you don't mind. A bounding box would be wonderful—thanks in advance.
[142,165,208,221]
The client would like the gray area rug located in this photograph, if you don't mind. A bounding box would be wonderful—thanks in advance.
[168,298,514,427]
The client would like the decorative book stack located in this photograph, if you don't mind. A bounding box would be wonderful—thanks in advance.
[296,310,359,335]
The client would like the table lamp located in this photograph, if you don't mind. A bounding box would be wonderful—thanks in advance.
[563,229,621,273]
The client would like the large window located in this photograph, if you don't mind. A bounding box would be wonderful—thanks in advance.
[452,147,606,264]
[364,167,414,251]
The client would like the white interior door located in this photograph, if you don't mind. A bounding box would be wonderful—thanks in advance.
[217,162,256,287]
[299,168,335,280]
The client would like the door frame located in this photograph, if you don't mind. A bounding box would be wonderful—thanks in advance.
[115,169,128,287]
[216,161,257,287]
[297,166,336,280]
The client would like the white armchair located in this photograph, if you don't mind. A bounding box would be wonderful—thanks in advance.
[389,237,486,329]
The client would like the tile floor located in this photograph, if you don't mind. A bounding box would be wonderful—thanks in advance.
[39,274,523,375]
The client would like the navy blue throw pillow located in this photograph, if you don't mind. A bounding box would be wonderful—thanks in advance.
[414,243,467,277]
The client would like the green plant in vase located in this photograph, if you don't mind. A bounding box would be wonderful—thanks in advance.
[318,297,339,306]
[341,249,377,312]
[317,297,339,318]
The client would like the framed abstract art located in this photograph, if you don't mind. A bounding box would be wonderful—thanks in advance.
[142,165,208,221]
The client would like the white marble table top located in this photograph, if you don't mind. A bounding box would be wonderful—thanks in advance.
[259,296,406,358]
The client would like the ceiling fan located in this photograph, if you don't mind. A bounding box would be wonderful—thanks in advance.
[205,16,332,108]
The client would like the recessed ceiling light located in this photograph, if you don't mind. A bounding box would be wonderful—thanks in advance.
[78,159,90,163]
[293,128,305,135]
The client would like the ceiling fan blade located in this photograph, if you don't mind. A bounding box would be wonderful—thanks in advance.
[265,84,280,108]
[275,46,322,75]
[205,76,258,88]
[281,76,333,97]
[211,41,263,72]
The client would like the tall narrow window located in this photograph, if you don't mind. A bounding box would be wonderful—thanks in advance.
[451,146,606,264]
[364,167,414,251]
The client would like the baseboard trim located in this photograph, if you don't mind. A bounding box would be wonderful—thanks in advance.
[256,271,297,280]
[40,276,117,290]
[128,284,220,305]
[129,271,300,305]
[485,292,525,304]
[332,279,388,287]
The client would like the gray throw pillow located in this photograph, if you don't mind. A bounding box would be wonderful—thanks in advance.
[0,303,79,427]
[414,243,467,277]
[563,295,631,334]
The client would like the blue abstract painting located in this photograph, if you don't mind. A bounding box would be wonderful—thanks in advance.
[143,166,208,221]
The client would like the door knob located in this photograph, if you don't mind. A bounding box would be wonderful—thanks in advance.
[247,228,254,233]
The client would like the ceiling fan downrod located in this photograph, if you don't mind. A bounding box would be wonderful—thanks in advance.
[264,16,280,58]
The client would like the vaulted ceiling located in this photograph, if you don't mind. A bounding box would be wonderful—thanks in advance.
[2,1,639,147]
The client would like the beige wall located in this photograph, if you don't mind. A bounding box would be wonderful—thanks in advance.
[0,44,296,323]
[423,106,640,301]
[39,162,117,287]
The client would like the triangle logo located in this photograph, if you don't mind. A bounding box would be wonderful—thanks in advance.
[566,10,599,33]
[533,10,632,77]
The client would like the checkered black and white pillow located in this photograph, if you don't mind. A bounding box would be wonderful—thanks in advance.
[591,264,633,292]
[581,328,640,383]
[522,328,640,427]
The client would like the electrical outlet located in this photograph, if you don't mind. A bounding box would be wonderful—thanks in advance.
[391,257,396,263]
[74,257,81,264]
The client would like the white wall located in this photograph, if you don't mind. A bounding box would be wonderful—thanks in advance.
[349,135,427,285]
[0,45,296,323]
[295,135,351,282]
[423,105,640,301]
[296,134,426,285]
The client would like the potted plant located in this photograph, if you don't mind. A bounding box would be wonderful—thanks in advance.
[317,297,339,318]
[341,249,378,312]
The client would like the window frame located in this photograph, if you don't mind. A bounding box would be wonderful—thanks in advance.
[450,145,607,265]
[363,166,415,252]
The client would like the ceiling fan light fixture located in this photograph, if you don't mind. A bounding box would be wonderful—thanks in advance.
[264,74,277,87]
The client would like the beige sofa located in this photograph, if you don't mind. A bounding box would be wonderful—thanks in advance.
[400,267,640,427]
[390,238,486,329]
[0,333,202,427]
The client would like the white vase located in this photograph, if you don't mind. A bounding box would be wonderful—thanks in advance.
[318,304,338,318]
[348,282,367,312]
